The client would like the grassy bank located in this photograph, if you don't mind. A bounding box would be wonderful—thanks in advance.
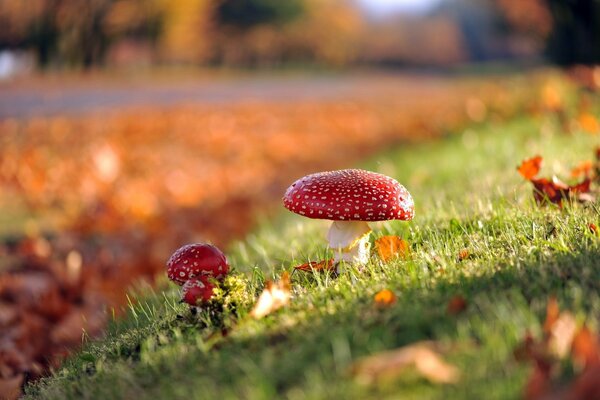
[25,97,600,399]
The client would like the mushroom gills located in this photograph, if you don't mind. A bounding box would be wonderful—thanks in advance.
[326,220,372,266]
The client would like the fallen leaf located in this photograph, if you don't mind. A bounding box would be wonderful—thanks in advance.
[543,297,560,336]
[518,156,543,180]
[374,289,396,307]
[524,365,552,400]
[351,341,460,385]
[578,113,600,134]
[0,374,24,400]
[294,259,334,273]
[548,312,577,359]
[375,236,409,262]
[571,326,600,369]
[571,160,593,178]
[446,295,467,315]
[457,248,470,261]
[568,364,600,400]
[588,223,597,234]
[249,272,291,319]
[530,176,591,206]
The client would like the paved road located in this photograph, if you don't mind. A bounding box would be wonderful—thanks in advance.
[0,73,444,119]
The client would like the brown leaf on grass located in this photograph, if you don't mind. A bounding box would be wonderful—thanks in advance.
[518,155,543,180]
[571,160,593,178]
[294,259,334,273]
[249,272,291,319]
[446,295,467,315]
[351,341,460,385]
[375,236,409,262]
[589,223,598,234]
[374,289,396,307]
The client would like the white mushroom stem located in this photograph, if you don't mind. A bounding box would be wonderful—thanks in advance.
[326,220,372,266]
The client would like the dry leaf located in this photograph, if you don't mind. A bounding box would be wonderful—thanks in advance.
[578,113,600,134]
[446,295,467,315]
[518,155,543,180]
[571,160,593,178]
[543,297,560,336]
[294,259,334,273]
[351,341,460,385]
[374,289,396,307]
[0,374,24,400]
[548,312,577,359]
[375,236,409,262]
[457,249,470,261]
[588,223,598,234]
[249,272,291,319]
[571,326,600,369]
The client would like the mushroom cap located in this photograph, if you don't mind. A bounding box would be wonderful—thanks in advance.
[181,277,215,306]
[166,243,229,286]
[283,169,414,222]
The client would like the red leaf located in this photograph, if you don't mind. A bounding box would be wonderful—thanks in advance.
[518,156,543,180]
[446,295,467,315]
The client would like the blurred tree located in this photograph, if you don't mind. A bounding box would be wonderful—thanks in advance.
[545,0,600,64]
[215,0,303,29]
[0,0,113,68]
[153,0,212,63]
[495,0,600,65]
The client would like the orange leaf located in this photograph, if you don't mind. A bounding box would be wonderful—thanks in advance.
[294,259,334,272]
[446,295,467,315]
[518,156,543,180]
[571,160,593,178]
[571,326,600,369]
[375,236,409,262]
[249,272,291,319]
[374,289,396,307]
[543,297,560,336]
[457,248,470,261]
[589,223,598,234]
[578,113,600,134]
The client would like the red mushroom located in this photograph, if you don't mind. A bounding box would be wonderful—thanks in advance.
[283,169,414,266]
[166,243,229,286]
[181,277,215,306]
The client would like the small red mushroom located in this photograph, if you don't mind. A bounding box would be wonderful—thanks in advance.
[166,243,229,286]
[181,277,215,306]
[166,243,229,308]
[283,169,414,266]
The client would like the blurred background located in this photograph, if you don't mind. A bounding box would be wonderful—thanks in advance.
[0,0,598,74]
[0,0,599,397]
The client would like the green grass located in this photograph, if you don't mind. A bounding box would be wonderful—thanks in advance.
[25,106,600,399]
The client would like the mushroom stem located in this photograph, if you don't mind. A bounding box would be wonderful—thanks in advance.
[326,220,372,266]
